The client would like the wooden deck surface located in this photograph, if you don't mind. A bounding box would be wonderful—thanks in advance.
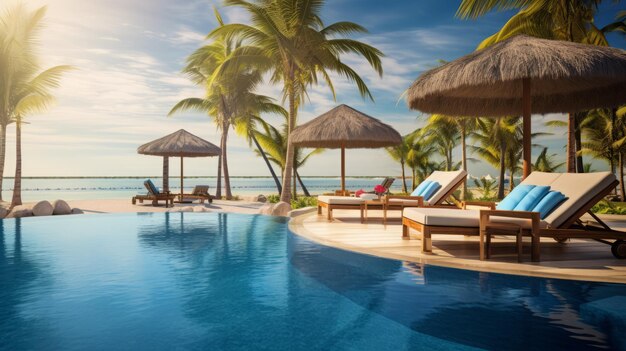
[289,209,626,284]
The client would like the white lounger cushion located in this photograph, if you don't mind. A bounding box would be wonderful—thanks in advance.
[537,171,616,228]
[317,196,363,205]
[403,208,548,229]
[422,170,467,205]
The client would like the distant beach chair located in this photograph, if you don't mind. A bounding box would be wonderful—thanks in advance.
[178,185,214,204]
[402,171,626,261]
[317,171,466,222]
[132,180,176,207]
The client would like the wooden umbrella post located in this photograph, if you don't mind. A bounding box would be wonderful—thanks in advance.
[522,78,532,180]
[341,145,346,193]
[162,156,169,192]
[180,156,184,201]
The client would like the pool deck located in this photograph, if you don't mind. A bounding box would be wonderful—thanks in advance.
[289,209,626,284]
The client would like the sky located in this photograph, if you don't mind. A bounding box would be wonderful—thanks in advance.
[2,0,625,178]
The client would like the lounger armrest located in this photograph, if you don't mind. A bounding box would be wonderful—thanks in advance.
[479,210,541,233]
[462,201,496,210]
[384,195,424,206]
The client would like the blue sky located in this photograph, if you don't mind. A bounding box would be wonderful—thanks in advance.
[3,0,625,178]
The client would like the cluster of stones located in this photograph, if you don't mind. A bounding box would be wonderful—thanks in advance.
[3,200,84,218]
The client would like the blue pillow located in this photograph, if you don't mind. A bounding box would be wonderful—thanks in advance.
[496,184,535,210]
[514,185,551,211]
[411,180,432,196]
[532,191,567,219]
[420,181,441,201]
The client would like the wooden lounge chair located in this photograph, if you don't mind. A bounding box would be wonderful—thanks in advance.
[402,171,626,261]
[132,180,176,207]
[317,170,466,222]
[178,185,213,204]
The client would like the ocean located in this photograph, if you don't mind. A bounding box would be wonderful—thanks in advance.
[0,177,404,202]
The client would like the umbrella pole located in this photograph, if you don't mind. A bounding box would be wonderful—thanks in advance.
[341,146,346,193]
[163,157,169,193]
[522,78,532,180]
[180,157,184,201]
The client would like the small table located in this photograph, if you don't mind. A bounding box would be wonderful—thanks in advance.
[363,199,387,224]
[480,222,524,262]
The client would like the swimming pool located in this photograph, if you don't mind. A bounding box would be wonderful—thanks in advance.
[0,213,624,350]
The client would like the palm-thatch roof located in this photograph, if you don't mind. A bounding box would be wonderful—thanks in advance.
[137,129,220,157]
[407,35,626,116]
[291,104,402,148]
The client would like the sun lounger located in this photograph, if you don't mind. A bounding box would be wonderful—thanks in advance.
[317,170,466,221]
[132,180,176,207]
[178,185,213,204]
[402,171,626,261]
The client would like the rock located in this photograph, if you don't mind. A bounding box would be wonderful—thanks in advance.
[258,203,275,215]
[270,201,291,217]
[255,195,267,203]
[0,207,9,219]
[32,201,54,216]
[288,206,317,218]
[71,208,84,215]
[52,200,72,215]
[6,205,33,218]
[193,206,210,212]
[180,206,194,212]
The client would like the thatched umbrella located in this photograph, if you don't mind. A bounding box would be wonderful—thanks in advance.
[407,35,626,178]
[291,104,402,192]
[138,129,221,200]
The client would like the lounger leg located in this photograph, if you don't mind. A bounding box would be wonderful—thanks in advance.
[479,228,486,261]
[402,224,409,239]
[531,235,540,262]
[327,207,332,221]
[421,228,432,253]
[360,206,364,224]
[485,232,491,259]
[132,197,136,205]
[517,229,523,263]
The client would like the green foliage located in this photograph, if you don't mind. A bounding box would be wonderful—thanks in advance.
[267,194,280,203]
[473,177,497,201]
[290,196,318,210]
[591,201,626,215]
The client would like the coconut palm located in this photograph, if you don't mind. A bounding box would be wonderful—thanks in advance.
[253,118,323,198]
[0,5,71,207]
[403,129,437,190]
[385,135,412,193]
[423,115,459,172]
[210,0,384,203]
[457,0,624,173]
[473,177,497,200]
[534,147,565,172]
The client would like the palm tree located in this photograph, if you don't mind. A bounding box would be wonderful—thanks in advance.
[253,118,323,198]
[470,117,521,199]
[473,177,497,200]
[385,135,411,193]
[534,147,565,172]
[170,9,283,199]
[456,0,623,173]
[0,5,71,207]
[423,115,460,172]
[403,129,437,190]
[210,0,384,203]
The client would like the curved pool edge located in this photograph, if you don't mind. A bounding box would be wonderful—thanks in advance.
[288,212,626,284]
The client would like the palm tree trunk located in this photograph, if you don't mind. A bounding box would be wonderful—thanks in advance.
[296,171,310,197]
[221,122,232,200]
[497,141,506,200]
[280,75,296,204]
[11,119,22,207]
[400,160,407,193]
[411,168,416,190]
[460,129,467,200]
[292,164,297,200]
[0,123,6,202]
[509,166,515,192]
[618,152,626,201]
[566,112,576,173]
[251,133,282,194]
[215,149,222,199]
[575,112,584,173]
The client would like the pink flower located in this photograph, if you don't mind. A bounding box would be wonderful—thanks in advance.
[374,185,385,194]
[355,189,365,197]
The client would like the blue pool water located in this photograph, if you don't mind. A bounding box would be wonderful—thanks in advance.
[0,213,625,350]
